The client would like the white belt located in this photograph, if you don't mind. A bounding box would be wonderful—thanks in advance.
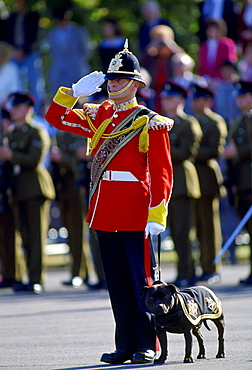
[102,170,138,182]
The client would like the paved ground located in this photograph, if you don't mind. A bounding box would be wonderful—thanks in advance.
[0,261,252,370]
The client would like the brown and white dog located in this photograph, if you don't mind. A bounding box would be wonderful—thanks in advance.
[141,282,225,364]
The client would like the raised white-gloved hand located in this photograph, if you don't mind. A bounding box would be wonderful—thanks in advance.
[72,71,105,97]
[145,222,165,238]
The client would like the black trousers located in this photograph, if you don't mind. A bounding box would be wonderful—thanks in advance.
[96,230,156,353]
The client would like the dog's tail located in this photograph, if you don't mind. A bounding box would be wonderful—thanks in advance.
[203,320,211,331]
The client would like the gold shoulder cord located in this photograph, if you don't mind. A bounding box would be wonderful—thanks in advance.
[86,114,150,155]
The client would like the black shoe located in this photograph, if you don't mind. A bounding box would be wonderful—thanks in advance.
[100,349,133,364]
[170,278,188,288]
[13,282,43,294]
[0,278,15,288]
[87,281,107,290]
[187,276,198,286]
[197,272,220,284]
[132,349,156,364]
[62,276,83,288]
[239,275,252,285]
[26,283,44,294]
[12,282,27,292]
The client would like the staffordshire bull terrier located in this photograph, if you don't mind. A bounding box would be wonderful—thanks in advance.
[141,282,225,364]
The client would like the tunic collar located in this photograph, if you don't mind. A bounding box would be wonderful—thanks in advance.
[110,98,138,112]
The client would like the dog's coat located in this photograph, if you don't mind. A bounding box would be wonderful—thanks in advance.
[177,286,222,324]
[141,283,225,364]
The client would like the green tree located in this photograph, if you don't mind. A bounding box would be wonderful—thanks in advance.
[1,0,245,74]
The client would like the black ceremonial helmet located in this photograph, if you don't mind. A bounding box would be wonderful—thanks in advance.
[105,40,146,89]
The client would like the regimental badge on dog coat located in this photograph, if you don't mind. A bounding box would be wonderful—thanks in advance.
[177,286,223,325]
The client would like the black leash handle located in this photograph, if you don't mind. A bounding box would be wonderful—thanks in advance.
[149,234,163,283]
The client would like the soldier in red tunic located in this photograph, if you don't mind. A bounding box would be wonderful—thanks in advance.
[45,41,174,364]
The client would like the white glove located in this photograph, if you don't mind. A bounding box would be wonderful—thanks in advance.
[145,222,165,238]
[72,71,105,97]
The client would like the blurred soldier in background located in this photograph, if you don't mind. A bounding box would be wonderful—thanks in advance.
[223,81,252,285]
[161,81,202,287]
[50,131,91,287]
[0,108,24,288]
[190,84,227,283]
[0,92,55,293]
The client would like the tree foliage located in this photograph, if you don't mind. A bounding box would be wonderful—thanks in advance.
[1,0,245,67]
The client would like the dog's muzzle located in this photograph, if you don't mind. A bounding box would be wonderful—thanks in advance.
[155,303,169,315]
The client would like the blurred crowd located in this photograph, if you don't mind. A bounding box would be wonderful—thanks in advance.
[0,0,252,293]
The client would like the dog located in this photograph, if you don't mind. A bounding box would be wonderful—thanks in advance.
[141,282,225,364]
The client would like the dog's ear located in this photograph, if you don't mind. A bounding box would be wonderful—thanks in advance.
[141,286,149,298]
[166,284,180,294]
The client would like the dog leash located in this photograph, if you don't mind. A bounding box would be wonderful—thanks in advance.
[150,235,162,283]
[157,234,162,281]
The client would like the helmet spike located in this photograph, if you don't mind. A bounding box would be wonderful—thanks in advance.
[124,39,129,50]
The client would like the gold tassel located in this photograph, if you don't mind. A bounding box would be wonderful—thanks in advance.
[139,118,150,153]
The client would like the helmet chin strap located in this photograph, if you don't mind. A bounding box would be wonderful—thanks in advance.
[108,79,134,97]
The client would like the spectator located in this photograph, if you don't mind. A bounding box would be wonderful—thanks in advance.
[136,68,156,109]
[170,52,208,114]
[198,0,239,43]
[197,19,238,82]
[161,81,202,287]
[238,42,252,82]
[190,84,227,284]
[238,0,252,53]
[213,60,240,125]
[0,92,55,293]
[140,25,184,113]
[98,18,125,72]
[223,80,252,285]
[0,0,45,114]
[138,0,174,52]
[43,5,91,98]
[0,42,20,107]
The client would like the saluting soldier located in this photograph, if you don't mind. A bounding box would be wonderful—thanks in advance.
[160,81,202,287]
[50,131,90,287]
[0,92,55,293]
[224,81,252,285]
[45,41,174,364]
[190,84,227,283]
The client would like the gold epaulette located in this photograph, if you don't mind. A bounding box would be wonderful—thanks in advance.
[149,115,174,131]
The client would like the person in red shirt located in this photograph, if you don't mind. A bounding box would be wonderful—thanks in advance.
[197,19,238,82]
[45,41,174,364]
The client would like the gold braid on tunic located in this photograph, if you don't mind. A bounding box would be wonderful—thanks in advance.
[86,114,150,155]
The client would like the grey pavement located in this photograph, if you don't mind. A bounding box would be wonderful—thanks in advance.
[0,261,252,370]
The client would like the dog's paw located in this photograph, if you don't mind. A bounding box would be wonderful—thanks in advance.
[216,352,225,358]
[184,356,194,363]
[197,353,206,359]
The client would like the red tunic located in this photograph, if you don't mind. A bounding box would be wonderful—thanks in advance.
[45,88,174,231]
